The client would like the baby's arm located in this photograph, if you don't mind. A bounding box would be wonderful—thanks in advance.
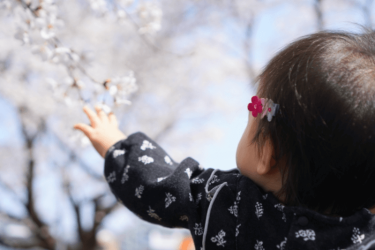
[104,131,211,229]
[73,106,211,230]
[73,106,127,158]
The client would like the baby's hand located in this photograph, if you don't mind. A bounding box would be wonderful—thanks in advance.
[73,105,127,158]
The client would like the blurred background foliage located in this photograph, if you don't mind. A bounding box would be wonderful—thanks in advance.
[0,0,374,249]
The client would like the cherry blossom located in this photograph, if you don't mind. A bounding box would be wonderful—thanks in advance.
[137,3,162,34]
[89,0,107,12]
[31,44,53,61]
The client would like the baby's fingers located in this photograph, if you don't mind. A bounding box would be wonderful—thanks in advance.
[108,112,118,127]
[83,106,100,127]
[73,123,94,138]
[95,105,109,123]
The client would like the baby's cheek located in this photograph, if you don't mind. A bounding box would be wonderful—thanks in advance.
[236,138,260,178]
[237,154,244,168]
[236,112,258,173]
[235,136,248,172]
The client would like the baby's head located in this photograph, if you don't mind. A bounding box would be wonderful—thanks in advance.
[236,28,375,217]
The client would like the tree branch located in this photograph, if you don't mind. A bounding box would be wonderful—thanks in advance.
[18,107,56,250]
[50,131,104,181]
[65,182,85,243]
[0,237,43,249]
[153,119,176,142]
[363,0,373,28]
[314,0,324,31]
[114,6,192,57]
[243,16,256,83]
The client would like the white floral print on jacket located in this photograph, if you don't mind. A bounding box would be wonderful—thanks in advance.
[104,132,375,250]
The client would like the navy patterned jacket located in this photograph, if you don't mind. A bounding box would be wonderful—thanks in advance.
[104,132,375,250]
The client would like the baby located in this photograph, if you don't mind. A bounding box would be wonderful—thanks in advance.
[74,29,375,250]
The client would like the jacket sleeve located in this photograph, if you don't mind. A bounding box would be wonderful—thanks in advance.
[103,131,216,229]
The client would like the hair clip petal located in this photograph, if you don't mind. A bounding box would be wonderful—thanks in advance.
[251,96,260,103]
[267,102,279,121]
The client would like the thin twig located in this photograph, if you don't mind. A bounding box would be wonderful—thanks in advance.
[314,0,324,31]
[50,131,104,181]
[18,108,56,249]
[17,0,101,84]
[117,5,193,57]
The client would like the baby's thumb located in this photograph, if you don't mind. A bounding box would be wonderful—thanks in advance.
[73,123,94,137]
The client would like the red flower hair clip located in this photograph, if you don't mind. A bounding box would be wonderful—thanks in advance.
[248,96,263,118]
[248,95,280,121]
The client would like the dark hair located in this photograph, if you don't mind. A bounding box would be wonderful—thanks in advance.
[252,28,375,217]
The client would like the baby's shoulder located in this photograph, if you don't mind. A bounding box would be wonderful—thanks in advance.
[190,168,242,200]
[192,167,241,184]
[203,168,242,187]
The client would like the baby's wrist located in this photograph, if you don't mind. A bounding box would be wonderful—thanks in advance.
[102,131,127,158]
